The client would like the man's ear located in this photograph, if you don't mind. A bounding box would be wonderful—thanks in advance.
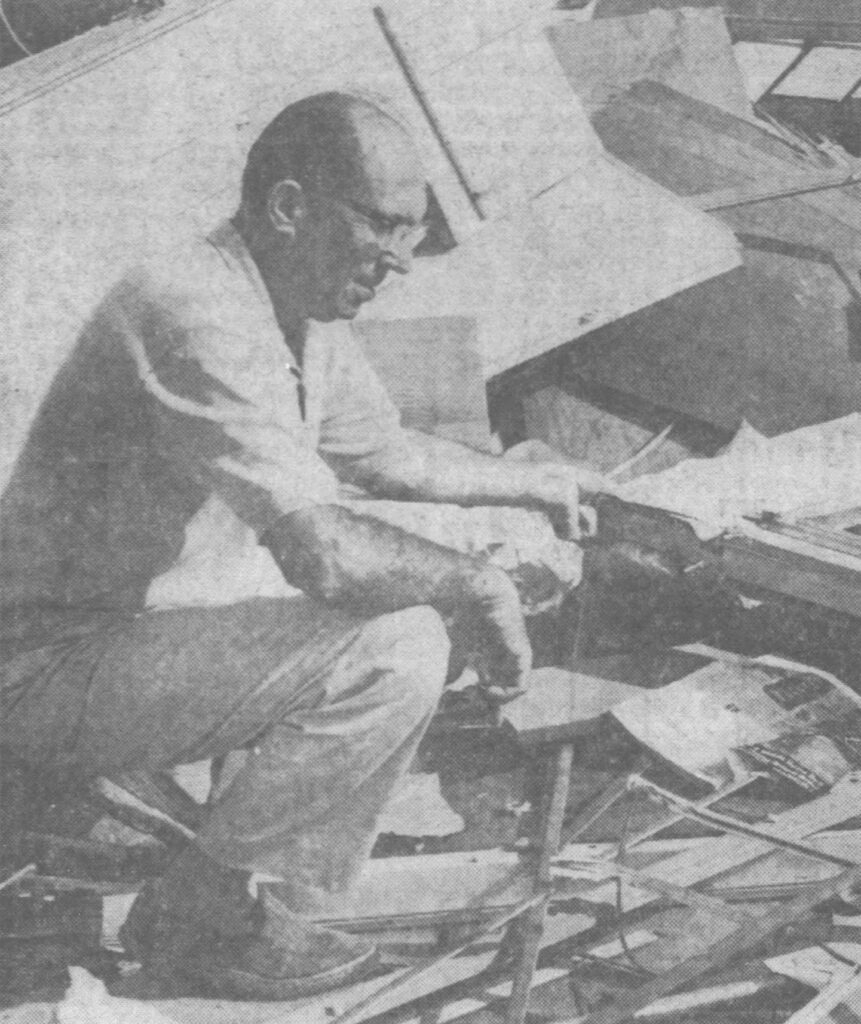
[267,179,306,238]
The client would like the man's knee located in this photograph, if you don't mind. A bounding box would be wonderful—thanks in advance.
[364,605,450,703]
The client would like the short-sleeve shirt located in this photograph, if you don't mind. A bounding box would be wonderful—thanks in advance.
[0,221,405,645]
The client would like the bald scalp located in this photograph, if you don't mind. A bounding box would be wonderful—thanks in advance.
[241,92,409,215]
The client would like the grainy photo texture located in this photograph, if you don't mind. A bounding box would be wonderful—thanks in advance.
[2,2,861,1022]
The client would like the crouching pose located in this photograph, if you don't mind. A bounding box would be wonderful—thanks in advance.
[0,92,607,998]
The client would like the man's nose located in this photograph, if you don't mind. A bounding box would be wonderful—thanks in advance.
[379,243,412,276]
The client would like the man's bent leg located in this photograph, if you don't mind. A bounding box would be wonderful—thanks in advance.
[120,603,449,997]
[5,598,449,902]
[197,605,450,911]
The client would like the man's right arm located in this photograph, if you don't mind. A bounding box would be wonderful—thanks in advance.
[261,504,532,697]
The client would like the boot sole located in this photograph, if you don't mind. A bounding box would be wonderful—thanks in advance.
[201,943,380,1000]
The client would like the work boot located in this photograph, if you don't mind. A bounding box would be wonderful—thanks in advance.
[120,844,259,980]
[185,889,378,999]
[120,844,377,999]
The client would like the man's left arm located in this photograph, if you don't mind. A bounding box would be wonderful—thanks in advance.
[318,324,615,538]
[342,429,615,540]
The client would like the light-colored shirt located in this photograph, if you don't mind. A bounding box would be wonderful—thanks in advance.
[0,221,404,643]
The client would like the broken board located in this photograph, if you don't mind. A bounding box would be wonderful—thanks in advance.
[501,667,641,746]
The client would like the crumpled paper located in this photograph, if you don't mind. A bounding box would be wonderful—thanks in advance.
[618,414,861,538]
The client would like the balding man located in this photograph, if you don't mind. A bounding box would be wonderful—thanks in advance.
[0,93,607,998]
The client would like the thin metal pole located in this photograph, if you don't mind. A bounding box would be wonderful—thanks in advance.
[506,742,575,1024]
[373,5,485,220]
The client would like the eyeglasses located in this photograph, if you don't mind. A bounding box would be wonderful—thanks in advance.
[327,196,428,253]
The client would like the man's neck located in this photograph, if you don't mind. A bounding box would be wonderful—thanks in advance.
[232,211,307,363]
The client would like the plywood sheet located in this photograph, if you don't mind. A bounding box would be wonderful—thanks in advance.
[353,316,495,450]
[364,155,740,378]
[548,8,753,120]
[574,81,861,433]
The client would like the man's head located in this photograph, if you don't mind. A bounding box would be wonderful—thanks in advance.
[239,92,427,324]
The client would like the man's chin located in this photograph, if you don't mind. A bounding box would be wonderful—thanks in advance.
[333,287,375,320]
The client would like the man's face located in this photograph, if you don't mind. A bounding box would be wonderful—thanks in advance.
[297,118,428,322]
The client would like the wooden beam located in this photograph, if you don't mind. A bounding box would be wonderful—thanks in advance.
[722,532,861,618]
[728,17,861,46]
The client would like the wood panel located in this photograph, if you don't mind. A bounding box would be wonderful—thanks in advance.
[573,82,861,434]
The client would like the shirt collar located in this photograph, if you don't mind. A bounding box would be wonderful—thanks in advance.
[206,219,275,318]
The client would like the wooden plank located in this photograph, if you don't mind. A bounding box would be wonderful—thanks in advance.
[506,743,574,1024]
[574,77,861,434]
[722,533,861,618]
[558,774,861,921]
[590,0,861,45]
[761,519,861,559]
[547,8,753,121]
[501,668,641,746]
[579,862,861,1024]
[729,17,861,46]
[784,970,861,1024]
[317,850,531,929]
[593,82,861,238]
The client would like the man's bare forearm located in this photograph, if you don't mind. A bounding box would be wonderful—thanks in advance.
[262,502,533,693]
[347,432,571,510]
[262,503,507,614]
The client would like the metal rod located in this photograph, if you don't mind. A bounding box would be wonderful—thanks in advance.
[506,742,575,1024]
[373,5,485,220]
[699,171,861,211]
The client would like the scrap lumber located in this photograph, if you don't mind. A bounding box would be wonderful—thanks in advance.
[591,0,861,45]
[784,970,861,1024]
[592,82,861,243]
[569,80,861,434]
[500,668,641,746]
[578,861,861,1024]
[547,7,753,120]
[553,774,861,924]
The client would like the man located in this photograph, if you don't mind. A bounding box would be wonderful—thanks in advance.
[0,92,606,998]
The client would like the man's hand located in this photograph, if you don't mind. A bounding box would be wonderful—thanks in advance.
[467,567,533,701]
[263,505,532,699]
[343,432,618,542]
[532,463,618,540]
